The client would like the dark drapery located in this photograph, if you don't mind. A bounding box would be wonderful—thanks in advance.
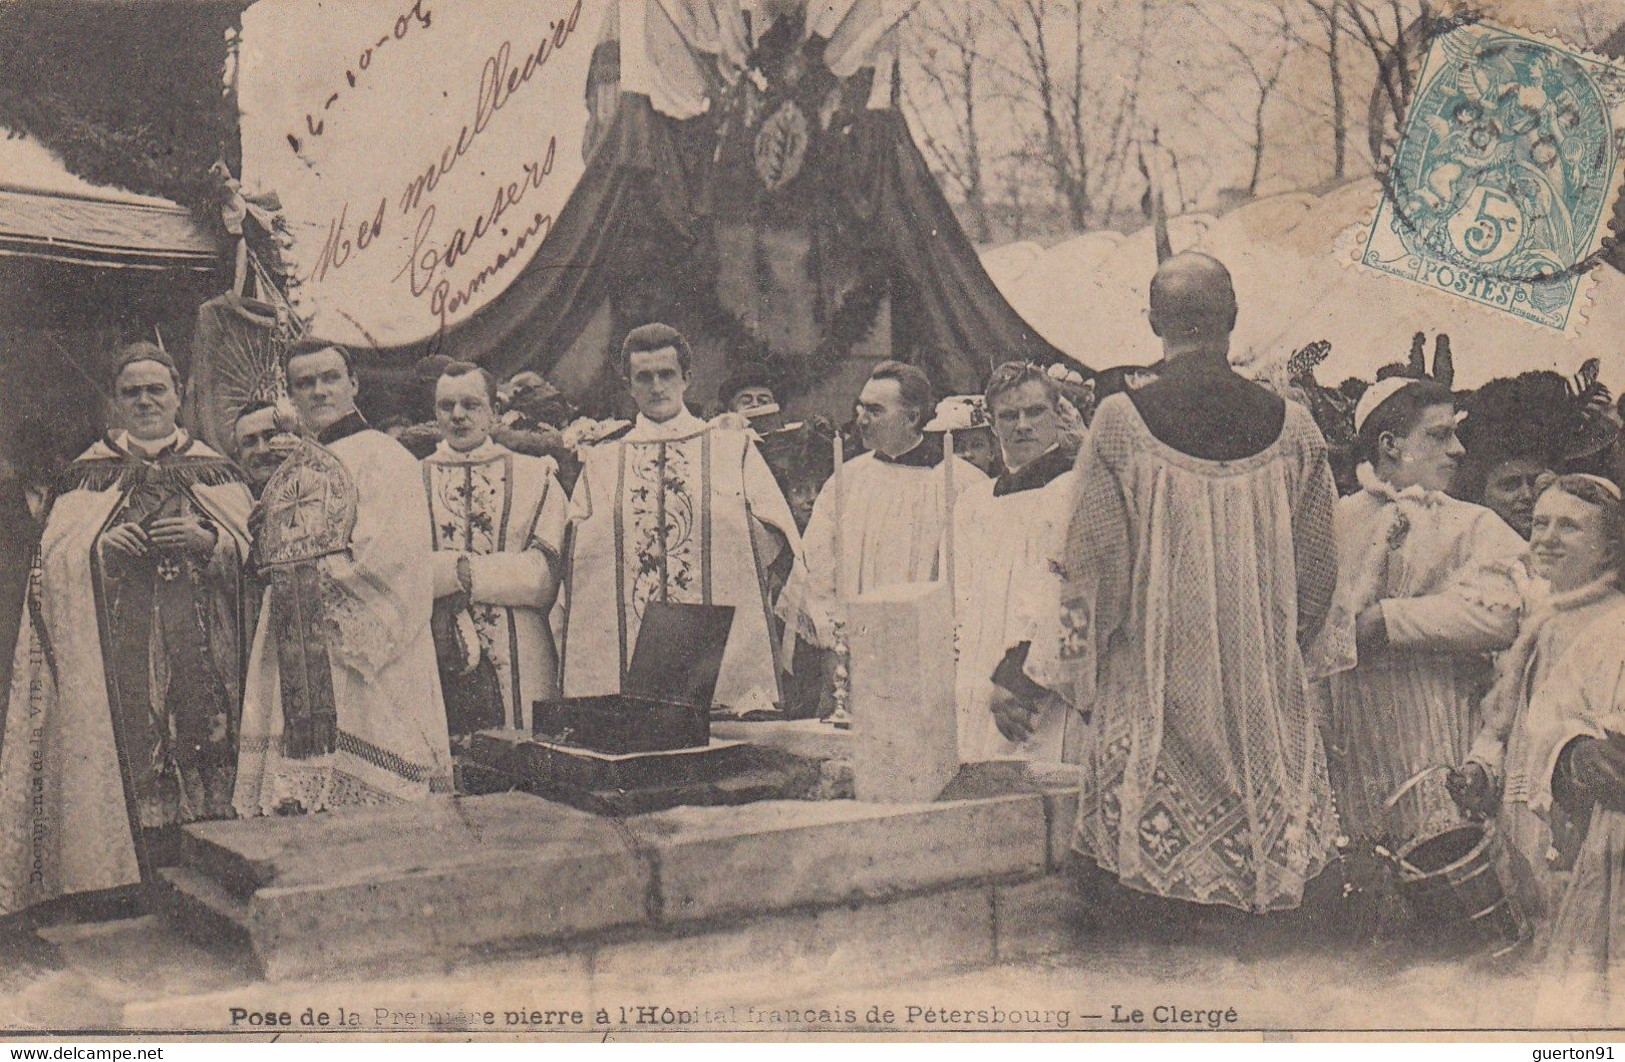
[370,93,1072,398]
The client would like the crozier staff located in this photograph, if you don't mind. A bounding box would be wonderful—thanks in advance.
[233,339,453,815]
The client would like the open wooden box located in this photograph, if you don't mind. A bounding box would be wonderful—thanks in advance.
[533,602,735,755]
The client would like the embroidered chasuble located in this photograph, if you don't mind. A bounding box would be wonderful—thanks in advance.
[0,433,252,915]
[1049,394,1340,913]
[234,415,453,814]
[422,439,567,733]
[954,446,1080,764]
[793,435,988,648]
[562,411,803,713]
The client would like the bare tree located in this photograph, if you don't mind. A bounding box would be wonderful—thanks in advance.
[984,0,1151,231]
[1294,0,1348,180]
[902,0,995,241]
[1170,0,1297,197]
[1343,0,1428,165]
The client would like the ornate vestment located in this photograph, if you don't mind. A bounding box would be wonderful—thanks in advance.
[562,411,803,713]
[422,439,568,733]
[0,432,251,915]
[953,446,1080,764]
[1052,395,1340,913]
[233,415,453,814]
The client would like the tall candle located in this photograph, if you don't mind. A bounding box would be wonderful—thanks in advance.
[832,432,845,602]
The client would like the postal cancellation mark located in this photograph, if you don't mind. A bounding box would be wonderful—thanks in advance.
[1360,20,1625,334]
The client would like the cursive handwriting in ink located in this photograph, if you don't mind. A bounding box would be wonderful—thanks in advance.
[309,195,388,284]
[397,0,584,217]
[293,0,434,145]
[399,141,556,301]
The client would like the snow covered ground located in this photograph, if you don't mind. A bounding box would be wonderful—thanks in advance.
[980,179,1625,392]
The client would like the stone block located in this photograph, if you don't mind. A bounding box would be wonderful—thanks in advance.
[171,793,653,981]
[591,885,995,1002]
[629,794,1045,923]
[1044,788,1080,871]
[846,582,958,803]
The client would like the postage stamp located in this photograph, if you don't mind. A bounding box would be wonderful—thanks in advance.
[1360,20,1625,334]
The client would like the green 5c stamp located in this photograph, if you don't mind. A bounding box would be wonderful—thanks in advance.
[1361,21,1625,333]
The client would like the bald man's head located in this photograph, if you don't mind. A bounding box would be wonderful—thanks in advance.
[1148,252,1238,346]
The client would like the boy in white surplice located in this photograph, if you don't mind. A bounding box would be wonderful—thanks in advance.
[1309,376,1525,845]
[561,324,804,714]
[422,362,568,736]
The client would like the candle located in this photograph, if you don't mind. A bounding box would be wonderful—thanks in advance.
[943,429,955,600]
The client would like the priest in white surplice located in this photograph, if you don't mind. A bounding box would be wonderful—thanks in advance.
[234,340,453,815]
[793,361,988,654]
[423,361,567,736]
[561,325,804,714]
[952,365,1081,764]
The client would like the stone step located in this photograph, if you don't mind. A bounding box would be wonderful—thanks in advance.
[179,826,278,901]
[155,866,257,962]
[161,782,1058,982]
[169,792,654,981]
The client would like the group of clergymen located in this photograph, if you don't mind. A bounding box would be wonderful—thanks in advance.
[0,308,1060,923]
[6,250,1625,1016]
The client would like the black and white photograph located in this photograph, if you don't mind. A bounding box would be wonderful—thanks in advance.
[4,0,1625,1043]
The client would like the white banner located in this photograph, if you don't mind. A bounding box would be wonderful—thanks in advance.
[239,0,605,348]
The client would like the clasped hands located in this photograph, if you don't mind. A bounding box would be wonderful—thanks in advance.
[989,689,1068,744]
[103,516,217,558]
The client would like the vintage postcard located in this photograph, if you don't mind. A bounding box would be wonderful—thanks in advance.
[2,0,1625,1046]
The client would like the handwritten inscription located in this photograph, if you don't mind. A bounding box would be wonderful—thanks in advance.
[301,0,586,338]
[403,141,559,331]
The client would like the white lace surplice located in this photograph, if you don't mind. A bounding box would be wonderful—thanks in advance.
[1054,394,1340,912]
[234,430,454,814]
[795,448,988,648]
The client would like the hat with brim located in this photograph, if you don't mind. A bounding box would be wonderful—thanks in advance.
[718,364,778,409]
[924,395,991,434]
